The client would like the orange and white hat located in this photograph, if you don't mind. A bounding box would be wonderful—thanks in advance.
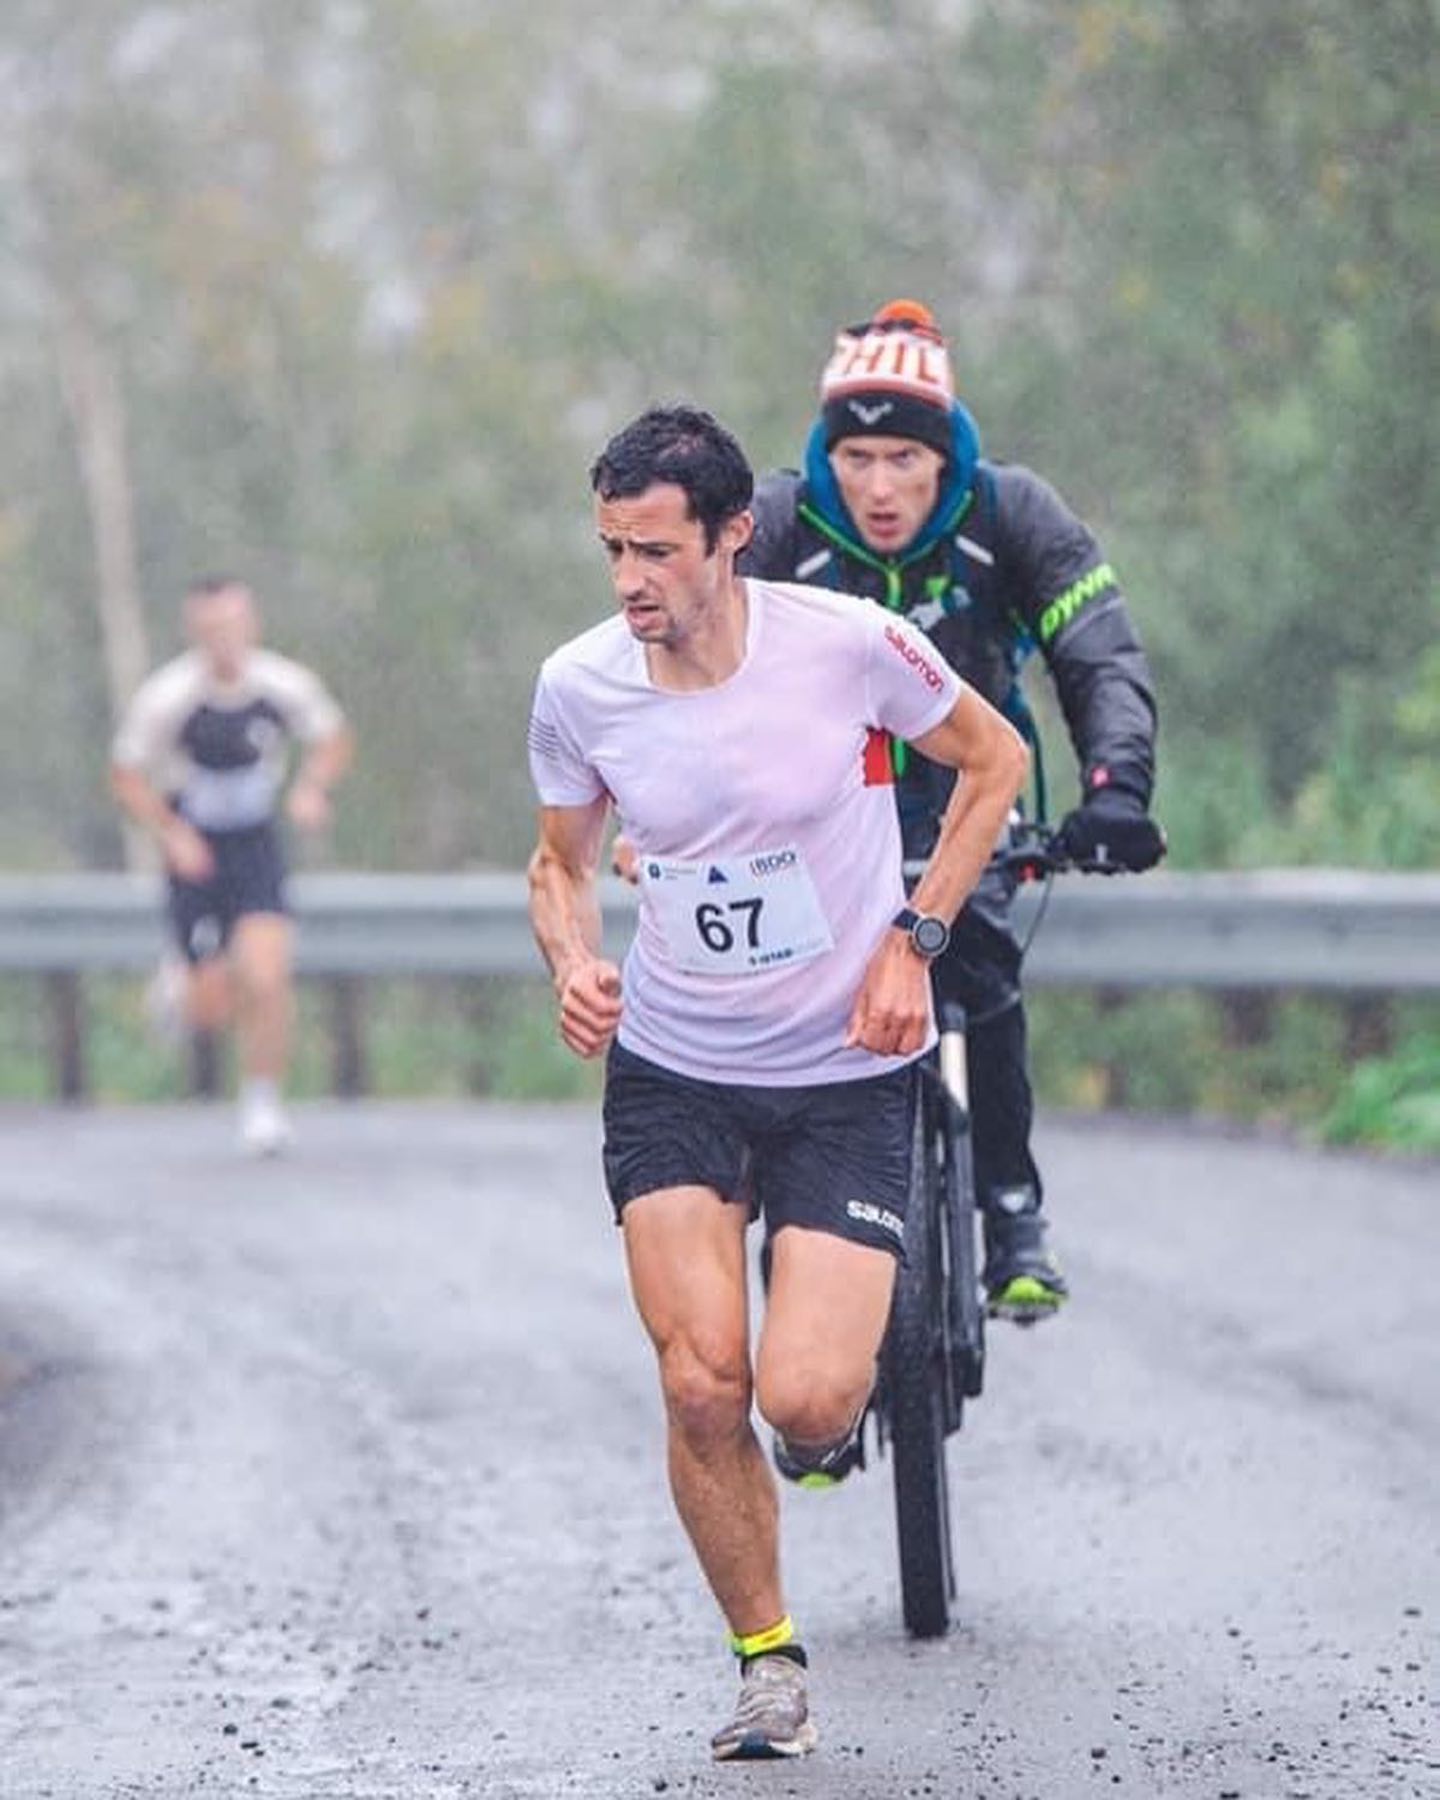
[819,299,957,456]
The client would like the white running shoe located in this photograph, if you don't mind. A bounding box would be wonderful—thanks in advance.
[238,1085,293,1157]
[710,1654,818,1761]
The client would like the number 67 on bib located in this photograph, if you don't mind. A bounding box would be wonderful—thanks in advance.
[642,846,835,976]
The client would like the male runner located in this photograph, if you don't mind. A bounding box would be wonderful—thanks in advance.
[526,406,1028,1759]
[110,575,353,1152]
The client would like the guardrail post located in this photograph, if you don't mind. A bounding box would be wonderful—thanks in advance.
[329,975,368,1098]
[1096,987,1129,1107]
[44,971,87,1102]
[1218,990,1276,1051]
[1342,995,1393,1063]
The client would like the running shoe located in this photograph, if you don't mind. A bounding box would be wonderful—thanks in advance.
[771,1412,866,1488]
[238,1085,293,1157]
[983,1200,1067,1324]
[711,1654,818,1761]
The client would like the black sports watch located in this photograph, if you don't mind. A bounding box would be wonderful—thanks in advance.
[892,906,951,960]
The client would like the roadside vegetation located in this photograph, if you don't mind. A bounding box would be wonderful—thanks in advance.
[2,975,1434,1155]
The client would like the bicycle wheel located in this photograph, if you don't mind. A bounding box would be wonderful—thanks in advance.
[936,1017,985,1405]
[882,1077,954,1639]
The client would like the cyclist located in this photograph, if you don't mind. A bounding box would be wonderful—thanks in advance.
[739,299,1165,1323]
[526,405,1028,1760]
[109,574,353,1153]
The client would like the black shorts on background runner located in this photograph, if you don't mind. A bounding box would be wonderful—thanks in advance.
[602,1041,917,1257]
[167,823,289,963]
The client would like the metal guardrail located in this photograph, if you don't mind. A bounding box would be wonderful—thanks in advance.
[0,868,1437,990]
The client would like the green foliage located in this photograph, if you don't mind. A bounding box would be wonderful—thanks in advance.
[1321,1034,1440,1153]
[4,973,1431,1157]
[86,978,193,1102]
[1029,986,1346,1123]
[0,975,192,1104]
[1025,987,1438,1146]
[1275,649,1440,867]
[965,1,1439,841]
[1028,990,1218,1114]
[0,976,51,1101]
[480,985,605,1103]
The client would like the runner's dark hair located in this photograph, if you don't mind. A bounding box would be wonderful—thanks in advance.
[185,573,249,600]
[591,405,753,552]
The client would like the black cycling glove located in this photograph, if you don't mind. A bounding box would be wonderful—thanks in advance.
[1056,771,1167,872]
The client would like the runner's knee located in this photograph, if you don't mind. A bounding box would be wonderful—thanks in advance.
[755,1363,867,1450]
[657,1337,752,1450]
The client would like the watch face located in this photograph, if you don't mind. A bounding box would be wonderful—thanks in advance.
[913,915,949,957]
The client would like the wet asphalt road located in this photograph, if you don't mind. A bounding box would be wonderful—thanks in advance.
[0,1102,1434,1800]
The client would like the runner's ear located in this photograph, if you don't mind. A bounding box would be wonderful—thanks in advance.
[721,509,754,557]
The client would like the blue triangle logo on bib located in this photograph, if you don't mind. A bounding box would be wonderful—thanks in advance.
[707,865,728,883]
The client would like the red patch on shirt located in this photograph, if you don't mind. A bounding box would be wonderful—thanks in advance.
[863,727,895,786]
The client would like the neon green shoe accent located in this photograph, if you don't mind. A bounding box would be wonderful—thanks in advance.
[989,1274,1066,1322]
[796,1471,841,1490]
[996,1274,1061,1305]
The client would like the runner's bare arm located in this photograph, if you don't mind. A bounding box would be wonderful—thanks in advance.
[906,687,1029,922]
[528,798,625,1058]
[846,688,1027,1057]
[288,723,356,831]
[108,763,215,881]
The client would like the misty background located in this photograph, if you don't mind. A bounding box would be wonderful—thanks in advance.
[0,1,1435,1130]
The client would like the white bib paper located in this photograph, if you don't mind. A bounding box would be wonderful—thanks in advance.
[642,845,834,976]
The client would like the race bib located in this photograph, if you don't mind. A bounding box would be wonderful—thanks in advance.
[642,846,834,976]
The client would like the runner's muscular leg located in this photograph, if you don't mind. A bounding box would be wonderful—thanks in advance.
[185,956,232,1035]
[227,912,294,1082]
[622,1186,784,1637]
[755,1226,896,1452]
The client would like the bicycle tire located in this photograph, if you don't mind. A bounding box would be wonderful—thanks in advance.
[882,1080,954,1639]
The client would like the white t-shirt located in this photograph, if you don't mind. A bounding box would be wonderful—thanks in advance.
[112,649,344,833]
[528,578,964,1086]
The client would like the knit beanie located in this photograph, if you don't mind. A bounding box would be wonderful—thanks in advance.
[819,300,956,457]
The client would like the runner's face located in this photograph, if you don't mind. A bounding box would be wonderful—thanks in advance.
[829,437,946,555]
[596,484,745,649]
[185,585,259,680]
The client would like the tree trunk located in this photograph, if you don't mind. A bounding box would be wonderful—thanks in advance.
[54,300,152,872]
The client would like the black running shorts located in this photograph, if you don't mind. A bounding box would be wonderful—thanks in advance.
[601,1041,917,1258]
[167,823,289,964]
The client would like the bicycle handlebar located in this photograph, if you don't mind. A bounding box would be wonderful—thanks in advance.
[990,822,1125,882]
[902,821,1141,888]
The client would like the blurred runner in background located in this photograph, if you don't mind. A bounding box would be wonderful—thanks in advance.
[110,575,353,1153]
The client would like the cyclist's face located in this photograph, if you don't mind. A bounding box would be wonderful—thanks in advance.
[185,585,259,680]
[829,437,945,555]
[596,483,751,649]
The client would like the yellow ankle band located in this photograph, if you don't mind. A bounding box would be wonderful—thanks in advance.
[728,1615,795,1659]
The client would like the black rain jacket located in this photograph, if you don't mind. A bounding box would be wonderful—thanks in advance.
[740,409,1158,869]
